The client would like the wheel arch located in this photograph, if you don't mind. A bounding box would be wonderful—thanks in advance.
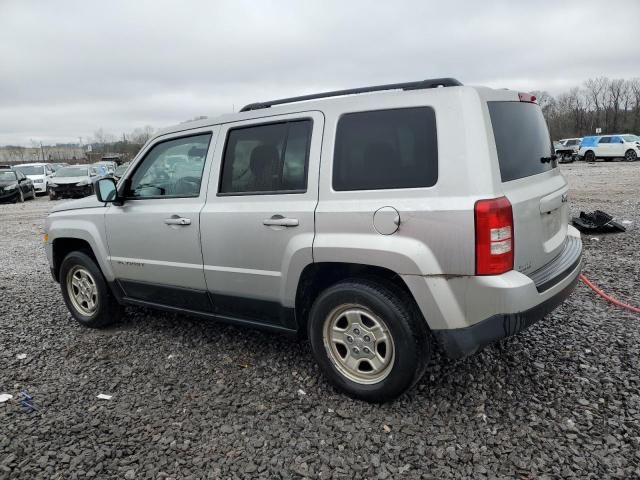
[294,262,420,336]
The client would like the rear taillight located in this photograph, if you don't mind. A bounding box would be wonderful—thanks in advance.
[475,196,514,275]
[518,92,537,103]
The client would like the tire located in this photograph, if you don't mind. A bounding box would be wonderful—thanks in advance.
[14,189,24,203]
[625,149,638,162]
[29,187,36,200]
[49,191,57,200]
[307,278,430,402]
[585,150,596,163]
[59,251,123,328]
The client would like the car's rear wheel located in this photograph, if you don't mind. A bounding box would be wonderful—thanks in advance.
[308,279,430,402]
[585,150,596,162]
[625,149,638,162]
[60,251,123,328]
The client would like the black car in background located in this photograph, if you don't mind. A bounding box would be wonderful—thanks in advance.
[0,166,36,203]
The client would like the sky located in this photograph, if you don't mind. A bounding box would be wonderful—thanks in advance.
[1,0,639,146]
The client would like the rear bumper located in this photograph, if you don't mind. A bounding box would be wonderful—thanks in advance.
[432,258,581,358]
[403,226,582,358]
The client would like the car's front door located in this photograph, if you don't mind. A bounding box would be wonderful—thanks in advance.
[596,136,612,158]
[105,128,218,310]
[610,136,625,157]
[200,112,323,329]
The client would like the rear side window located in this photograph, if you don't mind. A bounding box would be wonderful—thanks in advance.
[333,107,438,191]
[598,137,611,144]
[219,120,312,194]
[488,102,555,182]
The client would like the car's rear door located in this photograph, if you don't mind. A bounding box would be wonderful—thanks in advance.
[104,128,218,310]
[487,98,569,275]
[199,112,323,329]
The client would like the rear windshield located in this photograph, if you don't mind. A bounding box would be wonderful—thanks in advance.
[488,101,555,182]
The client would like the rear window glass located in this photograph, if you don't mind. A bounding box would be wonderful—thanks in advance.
[333,107,438,191]
[488,102,555,182]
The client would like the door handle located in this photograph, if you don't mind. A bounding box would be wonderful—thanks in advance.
[263,215,299,227]
[164,216,191,226]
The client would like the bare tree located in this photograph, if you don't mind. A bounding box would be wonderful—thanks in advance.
[584,77,608,132]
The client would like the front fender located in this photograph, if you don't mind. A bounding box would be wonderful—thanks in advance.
[47,209,113,281]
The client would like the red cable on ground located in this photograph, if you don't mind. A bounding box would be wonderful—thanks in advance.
[579,273,640,314]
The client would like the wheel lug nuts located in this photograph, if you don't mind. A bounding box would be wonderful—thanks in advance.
[353,328,360,335]
[363,347,370,354]
[353,347,360,354]
[364,335,370,342]
[346,335,354,343]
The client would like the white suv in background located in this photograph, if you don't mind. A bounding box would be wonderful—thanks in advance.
[15,162,54,194]
[578,134,640,162]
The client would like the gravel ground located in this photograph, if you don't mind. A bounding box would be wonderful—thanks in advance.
[1,162,639,479]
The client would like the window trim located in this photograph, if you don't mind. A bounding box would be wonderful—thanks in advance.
[121,131,213,201]
[217,118,314,197]
[331,106,439,192]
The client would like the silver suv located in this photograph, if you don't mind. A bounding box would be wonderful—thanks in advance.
[45,78,582,402]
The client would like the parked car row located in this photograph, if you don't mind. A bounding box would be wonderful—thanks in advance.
[0,161,123,203]
[554,134,640,162]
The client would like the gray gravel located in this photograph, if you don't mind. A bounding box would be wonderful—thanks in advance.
[1,162,639,479]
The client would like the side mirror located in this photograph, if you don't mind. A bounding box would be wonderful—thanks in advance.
[96,178,118,203]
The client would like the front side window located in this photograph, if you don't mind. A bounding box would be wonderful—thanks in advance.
[333,107,438,191]
[128,133,212,198]
[219,120,312,194]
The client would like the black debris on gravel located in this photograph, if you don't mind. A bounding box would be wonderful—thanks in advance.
[1,163,639,479]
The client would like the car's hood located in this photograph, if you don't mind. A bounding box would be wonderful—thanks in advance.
[49,194,105,213]
[50,176,90,185]
[26,174,45,181]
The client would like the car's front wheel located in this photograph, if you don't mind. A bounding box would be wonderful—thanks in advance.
[625,149,638,162]
[585,150,596,162]
[14,189,24,203]
[59,251,123,328]
[308,279,430,402]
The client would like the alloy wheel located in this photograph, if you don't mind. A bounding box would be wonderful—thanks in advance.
[322,304,395,384]
[66,265,99,316]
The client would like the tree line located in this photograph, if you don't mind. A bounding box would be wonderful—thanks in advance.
[533,77,640,140]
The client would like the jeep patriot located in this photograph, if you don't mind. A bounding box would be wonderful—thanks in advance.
[45,78,582,401]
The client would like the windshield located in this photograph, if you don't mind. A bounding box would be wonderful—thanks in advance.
[488,101,555,182]
[623,135,639,142]
[55,167,89,177]
[0,171,17,181]
[15,165,44,175]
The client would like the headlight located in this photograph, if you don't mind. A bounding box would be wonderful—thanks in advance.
[5,184,18,191]
[76,180,90,186]
[34,179,44,184]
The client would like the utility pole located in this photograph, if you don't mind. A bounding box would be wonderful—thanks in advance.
[40,142,45,162]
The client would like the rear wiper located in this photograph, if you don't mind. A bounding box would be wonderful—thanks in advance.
[540,154,557,164]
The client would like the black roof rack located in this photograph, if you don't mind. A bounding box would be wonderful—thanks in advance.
[240,77,463,112]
